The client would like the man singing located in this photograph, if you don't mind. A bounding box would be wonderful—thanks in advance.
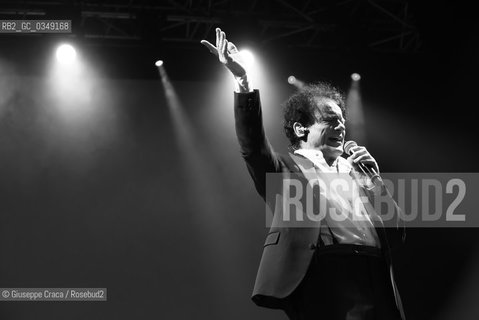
[202,28,406,320]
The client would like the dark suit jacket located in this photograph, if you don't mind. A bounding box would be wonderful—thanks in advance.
[234,89,406,317]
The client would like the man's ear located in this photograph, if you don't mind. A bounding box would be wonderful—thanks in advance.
[293,122,309,138]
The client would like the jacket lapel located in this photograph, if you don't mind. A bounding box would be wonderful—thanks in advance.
[287,153,317,176]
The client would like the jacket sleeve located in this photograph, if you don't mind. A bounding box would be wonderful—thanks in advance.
[234,90,283,200]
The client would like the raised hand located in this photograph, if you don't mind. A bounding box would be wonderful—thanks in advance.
[201,28,246,78]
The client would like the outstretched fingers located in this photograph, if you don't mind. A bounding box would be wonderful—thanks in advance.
[200,40,218,56]
[218,31,229,64]
[201,28,247,78]
[227,41,239,54]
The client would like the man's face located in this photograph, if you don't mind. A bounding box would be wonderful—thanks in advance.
[306,97,346,161]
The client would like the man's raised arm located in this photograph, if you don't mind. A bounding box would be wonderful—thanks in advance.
[201,28,282,199]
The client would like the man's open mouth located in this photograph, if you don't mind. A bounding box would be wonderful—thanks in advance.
[329,137,343,143]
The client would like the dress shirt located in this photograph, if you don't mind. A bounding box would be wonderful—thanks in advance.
[294,149,380,248]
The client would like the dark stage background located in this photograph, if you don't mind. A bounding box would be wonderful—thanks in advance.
[1,1,478,319]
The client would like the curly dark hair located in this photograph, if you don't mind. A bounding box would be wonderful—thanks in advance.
[283,82,346,150]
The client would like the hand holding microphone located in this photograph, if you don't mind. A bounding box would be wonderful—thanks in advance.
[344,140,382,186]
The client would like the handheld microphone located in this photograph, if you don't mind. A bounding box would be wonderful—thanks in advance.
[343,140,382,185]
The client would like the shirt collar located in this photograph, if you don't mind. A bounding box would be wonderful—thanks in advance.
[294,148,352,173]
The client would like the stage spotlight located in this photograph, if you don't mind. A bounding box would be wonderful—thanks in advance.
[287,75,305,89]
[351,73,361,81]
[239,49,255,67]
[155,60,164,67]
[56,44,76,64]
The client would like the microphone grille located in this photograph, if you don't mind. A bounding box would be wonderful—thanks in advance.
[343,140,357,155]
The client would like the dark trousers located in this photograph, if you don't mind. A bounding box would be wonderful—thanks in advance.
[282,245,402,320]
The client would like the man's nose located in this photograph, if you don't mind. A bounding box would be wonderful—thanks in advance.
[334,121,345,132]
